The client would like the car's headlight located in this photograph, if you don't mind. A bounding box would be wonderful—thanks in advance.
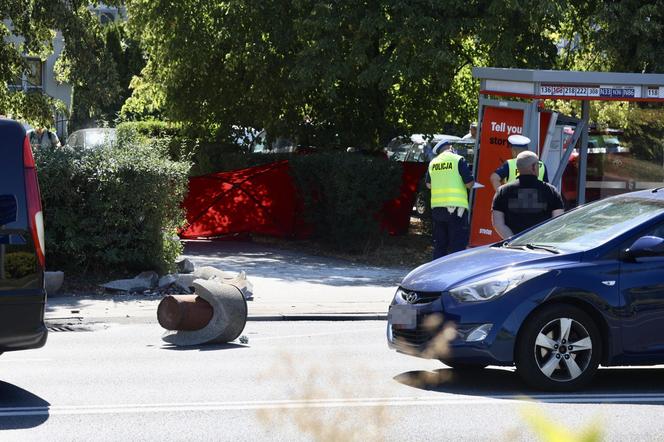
[449,269,548,303]
[393,287,409,305]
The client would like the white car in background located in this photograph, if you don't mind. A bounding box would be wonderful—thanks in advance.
[66,128,116,150]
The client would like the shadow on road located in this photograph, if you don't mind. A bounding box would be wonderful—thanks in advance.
[0,381,49,429]
[394,366,664,404]
[160,342,249,352]
[182,240,407,287]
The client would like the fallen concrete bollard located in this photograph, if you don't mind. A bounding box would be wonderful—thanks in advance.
[160,279,247,346]
[157,295,213,331]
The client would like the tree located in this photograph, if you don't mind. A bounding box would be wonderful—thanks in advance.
[595,0,664,73]
[0,1,121,128]
[124,0,598,148]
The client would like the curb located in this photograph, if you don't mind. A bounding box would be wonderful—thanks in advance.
[247,313,387,321]
[45,313,388,324]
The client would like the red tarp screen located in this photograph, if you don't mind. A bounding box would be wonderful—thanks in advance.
[180,160,427,239]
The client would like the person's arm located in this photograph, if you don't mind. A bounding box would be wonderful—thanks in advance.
[490,163,508,190]
[490,172,502,191]
[492,210,514,239]
[425,170,431,189]
[458,158,475,189]
[549,185,565,218]
[50,131,61,148]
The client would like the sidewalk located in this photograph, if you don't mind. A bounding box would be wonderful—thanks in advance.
[45,240,409,323]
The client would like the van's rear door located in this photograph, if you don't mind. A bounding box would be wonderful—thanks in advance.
[0,119,47,351]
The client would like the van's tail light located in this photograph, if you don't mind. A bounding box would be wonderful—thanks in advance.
[23,136,45,267]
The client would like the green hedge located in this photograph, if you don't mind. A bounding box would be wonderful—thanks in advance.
[116,120,262,175]
[290,153,402,250]
[35,135,191,274]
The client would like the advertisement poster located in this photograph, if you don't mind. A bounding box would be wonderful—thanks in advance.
[469,106,524,247]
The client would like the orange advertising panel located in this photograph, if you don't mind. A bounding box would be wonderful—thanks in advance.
[469,106,525,246]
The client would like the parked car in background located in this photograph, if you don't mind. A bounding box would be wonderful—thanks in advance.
[561,129,635,206]
[0,118,48,354]
[248,129,295,154]
[389,134,475,217]
[388,189,664,391]
[66,128,116,150]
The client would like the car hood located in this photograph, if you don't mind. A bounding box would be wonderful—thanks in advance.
[401,246,581,292]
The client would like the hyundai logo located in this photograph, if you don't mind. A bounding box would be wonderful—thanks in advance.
[403,292,419,304]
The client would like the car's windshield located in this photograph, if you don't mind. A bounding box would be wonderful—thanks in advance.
[85,130,115,148]
[508,196,664,251]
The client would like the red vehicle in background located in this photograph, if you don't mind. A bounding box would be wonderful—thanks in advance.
[561,128,639,208]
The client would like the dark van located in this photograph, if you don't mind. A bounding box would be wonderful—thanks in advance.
[0,118,47,353]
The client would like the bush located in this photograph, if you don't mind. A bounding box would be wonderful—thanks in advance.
[289,153,402,251]
[116,120,265,175]
[35,135,191,274]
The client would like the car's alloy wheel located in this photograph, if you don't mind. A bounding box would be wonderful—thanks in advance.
[516,304,601,391]
[534,318,592,382]
[415,190,430,217]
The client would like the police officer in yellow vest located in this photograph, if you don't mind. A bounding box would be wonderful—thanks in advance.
[426,140,474,260]
[489,134,548,191]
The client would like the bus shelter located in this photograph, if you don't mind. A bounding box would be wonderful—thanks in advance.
[469,67,664,247]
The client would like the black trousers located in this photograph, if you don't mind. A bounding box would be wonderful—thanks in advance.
[431,207,469,260]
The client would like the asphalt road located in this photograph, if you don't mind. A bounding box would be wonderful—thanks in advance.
[1,320,664,441]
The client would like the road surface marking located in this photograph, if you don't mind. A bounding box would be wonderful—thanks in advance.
[2,394,664,417]
[250,327,384,341]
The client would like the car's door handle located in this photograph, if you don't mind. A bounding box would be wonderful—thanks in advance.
[602,280,616,286]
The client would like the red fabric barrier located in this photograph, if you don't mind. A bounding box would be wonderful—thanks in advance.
[181,160,425,239]
[181,161,305,239]
[381,162,428,235]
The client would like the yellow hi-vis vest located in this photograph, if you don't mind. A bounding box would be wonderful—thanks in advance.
[506,158,546,183]
[428,151,469,209]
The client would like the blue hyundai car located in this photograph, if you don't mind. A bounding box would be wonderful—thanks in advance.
[388,189,664,391]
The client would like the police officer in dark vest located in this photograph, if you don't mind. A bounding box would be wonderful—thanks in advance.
[490,134,548,191]
[426,140,474,260]
[492,151,564,239]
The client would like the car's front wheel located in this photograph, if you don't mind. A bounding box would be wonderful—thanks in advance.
[414,189,430,218]
[516,304,601,391]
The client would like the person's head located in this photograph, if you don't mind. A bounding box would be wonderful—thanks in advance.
[433,140,453,156]
[508,134,530,158]
[469,122,477,138]
[516,151,540,176]
[35,126,45,135]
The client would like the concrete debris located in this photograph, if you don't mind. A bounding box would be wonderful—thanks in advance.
[158,274,178,290]
[100,264,253,301]
[193,266,254,301]
[101,277,153,293]
[45,271,65,296]
[176,258,195,274]
[193,266,237,281]
[175,273,196,291]
[135,271,159,288]
[161,279,248,346]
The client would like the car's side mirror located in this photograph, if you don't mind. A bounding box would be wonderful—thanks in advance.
[623,236,664,260]
[0,194,17,226]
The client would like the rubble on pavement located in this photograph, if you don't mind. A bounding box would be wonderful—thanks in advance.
[99,259,254,300]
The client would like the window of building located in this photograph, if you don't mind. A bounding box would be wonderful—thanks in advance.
[25,58,43,89]
[8,58,44,91]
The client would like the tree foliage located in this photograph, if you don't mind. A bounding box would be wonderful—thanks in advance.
[0,1,123,127]
[124,1,664,148]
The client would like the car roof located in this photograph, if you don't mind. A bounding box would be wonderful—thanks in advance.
[71,128,115,134]
[618,189,664,201]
